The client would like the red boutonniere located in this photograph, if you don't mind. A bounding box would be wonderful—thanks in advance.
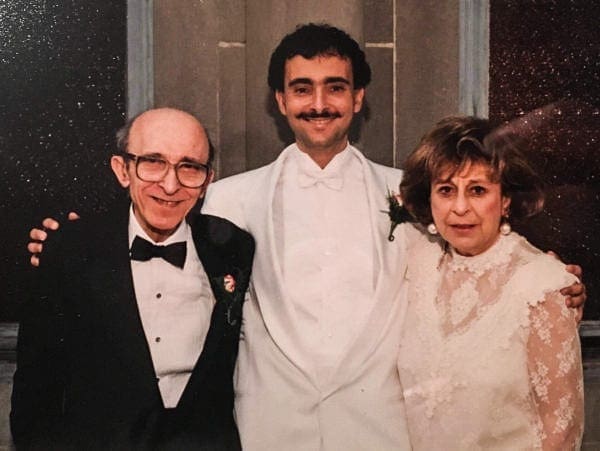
[223,274,236,293]
[211,272,245,326]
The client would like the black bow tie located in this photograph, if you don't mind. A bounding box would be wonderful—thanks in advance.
[130,236,187,269]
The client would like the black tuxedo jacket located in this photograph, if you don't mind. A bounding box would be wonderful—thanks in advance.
[11,203,254,450]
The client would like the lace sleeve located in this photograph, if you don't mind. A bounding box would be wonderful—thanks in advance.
[527,290,584,450]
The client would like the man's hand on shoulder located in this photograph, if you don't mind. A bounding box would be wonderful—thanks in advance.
[561,264,586,322]
[28,212,80,267]
[547,251,586,322]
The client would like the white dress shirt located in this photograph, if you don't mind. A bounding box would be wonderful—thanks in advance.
[274,145,375,383]
[128,208,215,408]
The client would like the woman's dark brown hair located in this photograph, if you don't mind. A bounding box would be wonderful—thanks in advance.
[400,116,544,226]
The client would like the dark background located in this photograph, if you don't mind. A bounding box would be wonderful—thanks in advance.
[489,0,599,320]
[0,0,126,319]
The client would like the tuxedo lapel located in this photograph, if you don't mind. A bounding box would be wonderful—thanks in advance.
[322,150,407,394]
[177,214,253,409]
[86,209,161,398]
[245,146,321,386]
[176,228,226,407]
[358,151,408,293]
[175,305,226,411]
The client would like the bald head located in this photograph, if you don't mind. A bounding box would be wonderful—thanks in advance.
[111,107,214,242]
[117,108,212,163]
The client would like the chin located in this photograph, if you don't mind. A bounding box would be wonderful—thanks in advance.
[447,240,477,256]
[147,215,181,232]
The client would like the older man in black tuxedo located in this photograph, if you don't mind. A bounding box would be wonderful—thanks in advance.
[11,108,254,450]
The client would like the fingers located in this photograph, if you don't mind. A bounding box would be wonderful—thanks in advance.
[565,264,582,279]
[27,241,43,254]
[560,280,586,298]
[67,211,80,221]
[29,228,48,242]
[28,216,68,269]
[42,218,60,230]
[574,306,584,323]
[28,230,45,268]
[561,282,586,311]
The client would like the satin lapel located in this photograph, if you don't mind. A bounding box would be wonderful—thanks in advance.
[176,304,228,410]
[247,145,318,385]
[176,229,227,407]
[87,211,160,397]
[323,151,407,394]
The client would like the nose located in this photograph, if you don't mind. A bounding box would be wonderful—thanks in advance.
[311,86,327,111]
[158,165,181,194]
[452,191,470,215]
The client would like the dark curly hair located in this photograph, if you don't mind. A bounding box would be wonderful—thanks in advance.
[400,116,544,226]
[267,23,371,92]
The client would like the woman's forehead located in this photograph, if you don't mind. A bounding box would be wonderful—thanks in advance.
[433,160,497,183]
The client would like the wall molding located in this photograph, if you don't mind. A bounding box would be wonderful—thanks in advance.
[127,0,154,117]
[459,0,489,117]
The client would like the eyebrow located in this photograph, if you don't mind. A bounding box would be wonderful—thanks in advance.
[287,76,351,87]
[139,151,206,165]
[433,177,491,184]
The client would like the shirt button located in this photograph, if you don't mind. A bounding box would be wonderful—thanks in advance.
[155,337,161,343]
[156,293,162,299]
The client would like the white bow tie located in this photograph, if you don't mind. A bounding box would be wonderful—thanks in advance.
[297,172,344,190]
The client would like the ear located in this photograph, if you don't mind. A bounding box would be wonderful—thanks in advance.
[275,90,287,116]
[110,155,131,188]
[353,88,365,113]
[501,196,511,216]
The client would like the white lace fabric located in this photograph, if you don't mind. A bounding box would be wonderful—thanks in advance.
[398,231,584,450]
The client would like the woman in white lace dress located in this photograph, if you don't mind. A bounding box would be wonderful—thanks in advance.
[397,117,584,450]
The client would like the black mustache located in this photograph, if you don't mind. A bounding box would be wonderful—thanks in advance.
[296,111,342,120]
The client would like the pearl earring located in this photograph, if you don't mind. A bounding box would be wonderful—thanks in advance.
[500,219,511,235]
[427,223,438,235]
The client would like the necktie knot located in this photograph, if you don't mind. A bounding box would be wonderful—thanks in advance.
[130,236,187,269]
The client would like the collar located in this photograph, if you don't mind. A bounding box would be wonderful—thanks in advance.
[292,142,354,177]
[128,205,190,247]
[446,232,516,275]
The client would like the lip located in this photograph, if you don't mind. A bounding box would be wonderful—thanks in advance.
[449,224,477,232]
[303,117,336,125]
[151,196,185,207]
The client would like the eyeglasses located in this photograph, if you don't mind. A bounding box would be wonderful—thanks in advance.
[123,152,211,188]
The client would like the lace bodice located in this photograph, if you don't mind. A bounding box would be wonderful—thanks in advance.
[398,231,584,450]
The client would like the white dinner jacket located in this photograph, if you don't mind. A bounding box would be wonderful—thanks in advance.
[202,144,413,450]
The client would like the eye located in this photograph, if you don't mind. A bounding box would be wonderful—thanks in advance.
[435,185,454,196]
[178,161,204,173]
[329,84,347,93]
[139,155,165,167]
[293,86,310,95]
[470,185,487,196]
